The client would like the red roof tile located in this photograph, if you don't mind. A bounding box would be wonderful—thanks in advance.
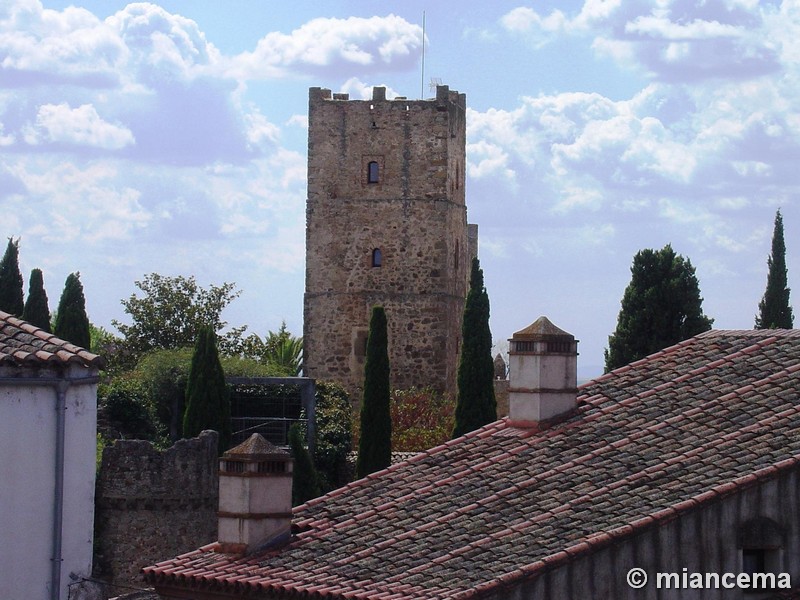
[0,311,105,369]
[144,329,800,598]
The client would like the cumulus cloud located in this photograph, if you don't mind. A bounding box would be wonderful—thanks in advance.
[500,0,782,82]
[24,103,135,149]
[339,77,402,100]
[232,15,423,79]
[0,1,125,87]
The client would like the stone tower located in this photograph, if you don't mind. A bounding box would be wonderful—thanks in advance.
[304,85,475,398]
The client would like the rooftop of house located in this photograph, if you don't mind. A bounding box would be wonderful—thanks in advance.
[0,310,105,369]
[143,329,800,599]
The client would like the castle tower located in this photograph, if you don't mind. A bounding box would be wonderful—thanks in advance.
[304,85,474,398]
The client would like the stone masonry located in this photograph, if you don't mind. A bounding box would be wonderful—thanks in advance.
[93,432,219,593]
[304,85,476,399]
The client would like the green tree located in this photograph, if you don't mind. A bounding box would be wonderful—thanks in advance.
[355,306,391,479]
[182,327,231,452]
[0,237,23,316]
[755,210,793,329]
[288,423,322,506]
[113,273,246,361]
[312,381,352,490]
[452,258,497,438]
[605,244,713,372]
[22,268,51,332]
[240,321,303,375]
[54,272,91,349]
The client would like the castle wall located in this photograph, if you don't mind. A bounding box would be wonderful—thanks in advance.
[304,85,471,398]
[93,432,218,592]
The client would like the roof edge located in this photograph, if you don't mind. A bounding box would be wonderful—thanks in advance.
[462,454,800,599]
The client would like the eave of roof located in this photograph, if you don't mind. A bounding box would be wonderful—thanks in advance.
[0,311,105,369]
[143,329,800,599]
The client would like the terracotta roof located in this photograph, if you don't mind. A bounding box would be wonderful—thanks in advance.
[0,311,105,369]
[510,315,573,340]
[225,433,290,461]
[143,329,800,599]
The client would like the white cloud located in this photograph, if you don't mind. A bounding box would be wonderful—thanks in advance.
[625,16,742,40]
[0,1,125,86]
[14,159,150,243]
[467,140,516,185]
[233,15,423,79]
[500,1,781,82]
[339,77,402,100]
[24,103,134,149]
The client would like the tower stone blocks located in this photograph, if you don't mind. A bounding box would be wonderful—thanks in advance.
[304,85,473,398]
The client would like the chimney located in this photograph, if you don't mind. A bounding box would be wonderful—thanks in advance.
[508,316,578,425]
[217,434,293,554]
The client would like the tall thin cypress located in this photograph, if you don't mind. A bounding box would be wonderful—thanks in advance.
[356,306,391,478]
[23,269,51,332]
[183,326,231,452]
[755,210,793,329]
[0,237,24,316]
[54,272,91,348]
[288,423,322,506]
[452,257,497,438]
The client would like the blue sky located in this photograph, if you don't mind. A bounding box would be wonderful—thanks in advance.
[2,0,798,377]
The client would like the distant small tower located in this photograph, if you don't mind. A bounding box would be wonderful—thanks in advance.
[303,85,476,398]
[493,353,507,380]
[217,434,293,554]
[508,317,578,425]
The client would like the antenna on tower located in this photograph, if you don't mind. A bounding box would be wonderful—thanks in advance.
[429,77,442,94]
[420,11,426,100]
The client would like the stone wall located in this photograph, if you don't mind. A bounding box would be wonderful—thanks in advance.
[93,431,218,592]
[304,85,473,399]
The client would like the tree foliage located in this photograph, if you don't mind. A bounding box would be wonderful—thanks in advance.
[240,321,303,376]
[288,423,322,506]
[392,388,455,452]
[182,327,231,452]
[22,268,51,332]
[54,272,91,349]
[755,210,793,329]
[99,375,164,444]
[356,306,391,479]
[0,237,23,316]
[313,381,353,491]
[113,273,246,361]
[605,244,714,372]
[453,258,497,438]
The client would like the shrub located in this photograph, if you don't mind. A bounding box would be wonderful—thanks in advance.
[313,381,353,490]
[99,375,163,443]
[391,388,455,452]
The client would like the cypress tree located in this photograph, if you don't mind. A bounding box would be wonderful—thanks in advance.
[452,257,497,438]
[22,269,51,332]
[356,306,391,478]
[755,210,793,329]
[605,244,713,372]
[54,272,91,349]
[288,423,322,506]
[183,326,231,452]
[0,237,24,316]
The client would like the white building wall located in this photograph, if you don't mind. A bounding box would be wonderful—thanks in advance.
[0,364,98,600]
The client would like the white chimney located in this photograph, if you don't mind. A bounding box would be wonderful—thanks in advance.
[508,316,578,425]
[217,434,294,554]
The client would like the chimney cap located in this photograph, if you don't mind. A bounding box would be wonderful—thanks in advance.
[511,316,574,342]
[223,433,290,462]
